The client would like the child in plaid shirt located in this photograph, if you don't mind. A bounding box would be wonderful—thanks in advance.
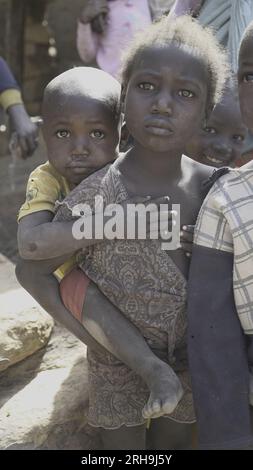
[187,20,253,450]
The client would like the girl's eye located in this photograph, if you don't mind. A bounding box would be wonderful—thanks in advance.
[90,130,105,139]
[138,82,155,91]
[243,73,253,83]
[233,135,244,142]
[178,89,194,98]
[56,130,70,139]
[204,127,216,134]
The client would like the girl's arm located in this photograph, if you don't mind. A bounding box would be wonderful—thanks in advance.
[0,57,38,158]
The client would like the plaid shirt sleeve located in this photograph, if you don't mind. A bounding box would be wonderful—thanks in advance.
[194,169,253,335]
[194,178,233,253]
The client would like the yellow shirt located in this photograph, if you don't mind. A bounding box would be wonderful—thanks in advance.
[0,89,23,111]
[18,161,75,279]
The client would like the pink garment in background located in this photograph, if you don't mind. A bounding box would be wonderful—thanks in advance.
[77,0,152,78]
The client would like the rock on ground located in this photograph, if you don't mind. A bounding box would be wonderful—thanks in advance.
[0,324,100,450]
[0,255,54,372]
[0,254,100,449]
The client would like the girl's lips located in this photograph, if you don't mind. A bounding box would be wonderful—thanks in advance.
[144,118,174,136]
[145,126,174,136]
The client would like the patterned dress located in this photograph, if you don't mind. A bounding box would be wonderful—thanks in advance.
[55,162,195,429]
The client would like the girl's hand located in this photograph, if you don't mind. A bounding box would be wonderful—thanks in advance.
[180,225,195,258]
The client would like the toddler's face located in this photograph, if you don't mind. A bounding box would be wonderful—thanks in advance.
[186,93,247,167]
[238,36,253,133]
[43,96,120,186]
[123,44,208,154]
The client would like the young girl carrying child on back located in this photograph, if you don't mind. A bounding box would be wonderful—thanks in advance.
[16,65,193,432]
[48,15,229,449]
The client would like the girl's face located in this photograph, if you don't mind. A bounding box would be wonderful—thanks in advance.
[238,37,253,133]
[123,45,208,154]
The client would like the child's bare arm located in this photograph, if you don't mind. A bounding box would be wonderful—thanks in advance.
[18,196,177,261]
[17,210,100,260]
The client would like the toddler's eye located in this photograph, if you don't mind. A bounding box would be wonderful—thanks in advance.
[138,82,155,91]
[243,73,253,83]
[90,130,105,139]
[204,127,216,134]
[56,130,70,139]
[233,134,244,142]
[178,89,194,98]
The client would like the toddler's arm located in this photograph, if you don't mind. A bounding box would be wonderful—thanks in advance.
[18,210,102,260]
[18,194,178,261]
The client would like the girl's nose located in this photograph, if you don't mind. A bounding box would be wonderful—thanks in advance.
[151,91,173,116]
